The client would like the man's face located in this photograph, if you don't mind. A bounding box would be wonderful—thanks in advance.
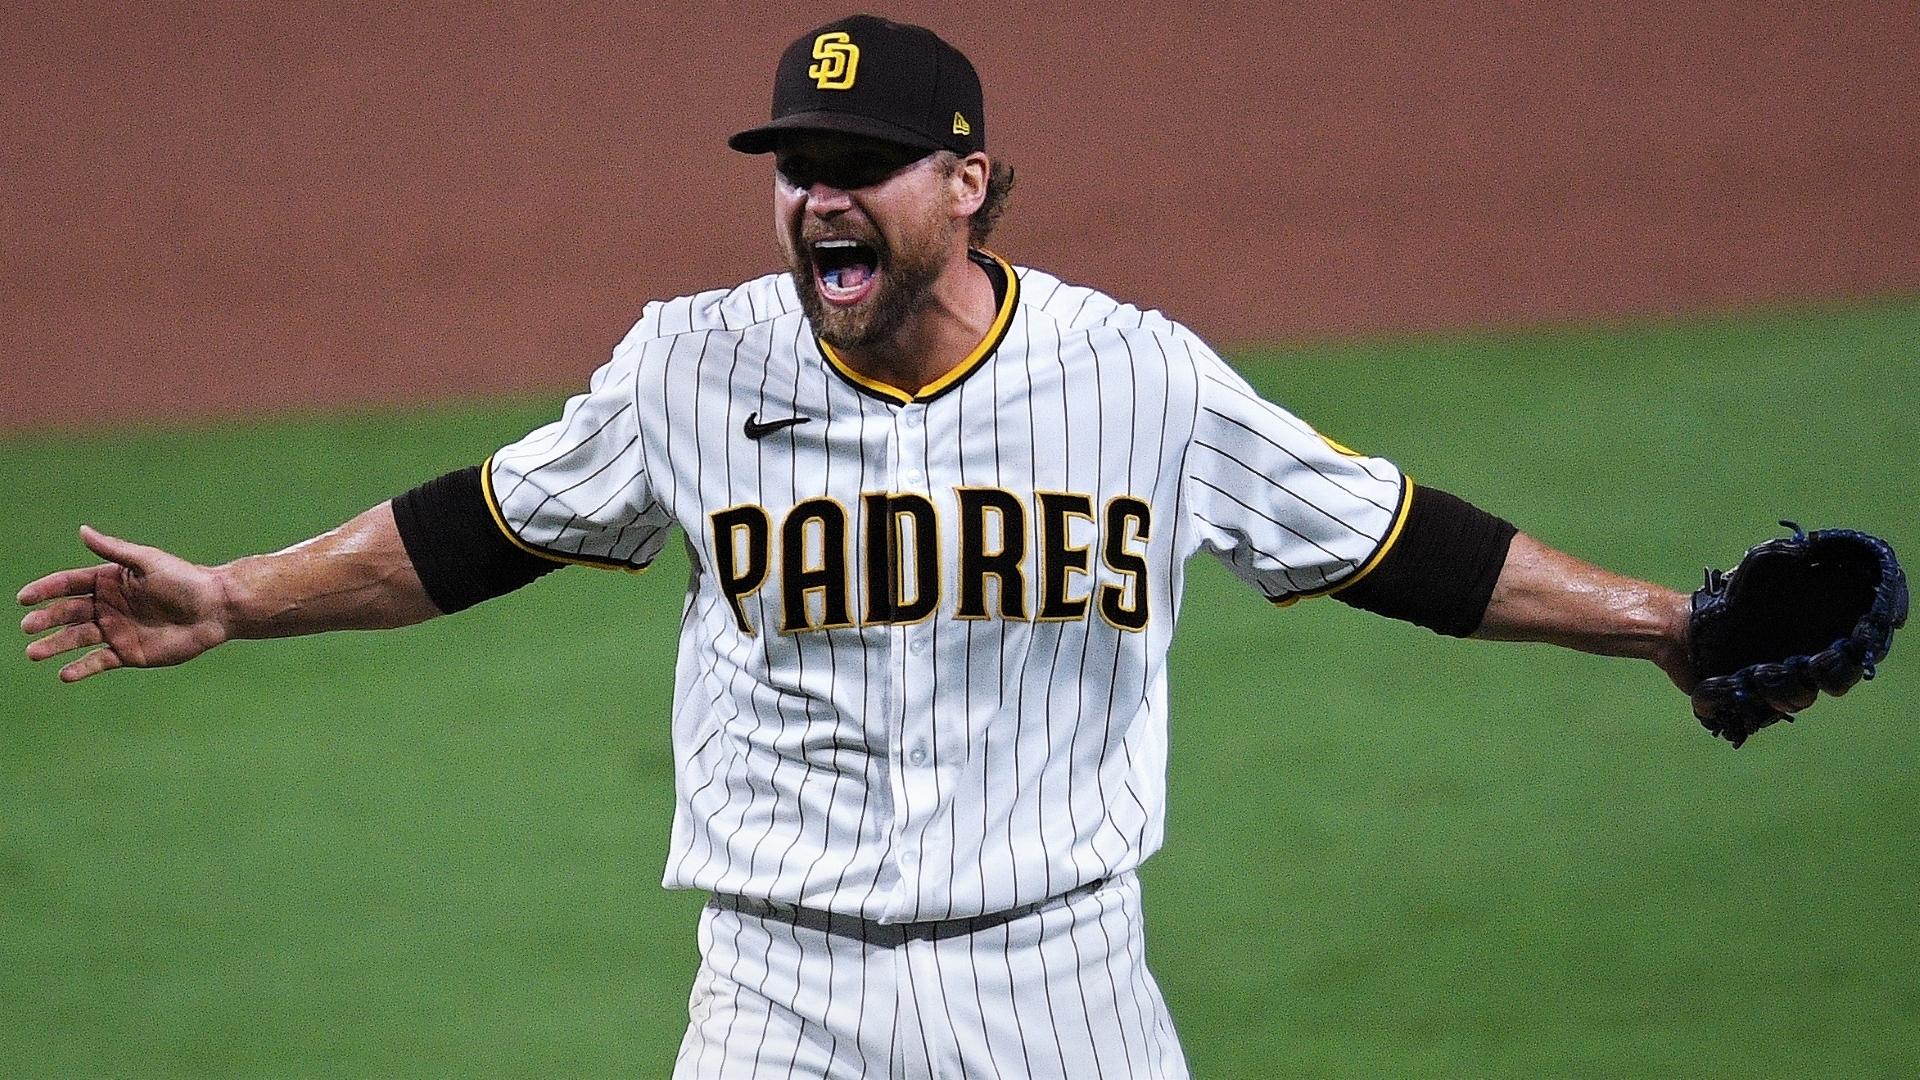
[773,132,968,351]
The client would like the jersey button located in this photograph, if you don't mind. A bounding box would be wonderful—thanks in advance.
[905,412,923,429]
[910,637,928,655]
[904,468,924,484]
[908,745,928,765]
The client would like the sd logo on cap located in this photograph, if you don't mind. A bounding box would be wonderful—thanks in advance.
[730,15,986,157]
[808,31,860,90]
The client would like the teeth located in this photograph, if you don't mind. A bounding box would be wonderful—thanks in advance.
[813,239,860,250]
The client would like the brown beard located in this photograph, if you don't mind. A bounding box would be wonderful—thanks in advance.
[791,210,956,353]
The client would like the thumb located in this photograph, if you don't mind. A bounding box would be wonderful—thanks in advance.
[79,525,160,573]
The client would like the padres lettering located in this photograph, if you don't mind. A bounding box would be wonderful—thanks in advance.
[709,488,1152,635]
[808,32,859,90]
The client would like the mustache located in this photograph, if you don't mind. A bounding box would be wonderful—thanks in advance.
[798,226,887,256]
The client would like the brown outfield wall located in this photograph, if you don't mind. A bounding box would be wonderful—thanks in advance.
[4,2,1916,431]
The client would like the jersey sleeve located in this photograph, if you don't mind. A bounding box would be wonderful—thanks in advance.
[1181,347,1412,603]
[485,314,675,571]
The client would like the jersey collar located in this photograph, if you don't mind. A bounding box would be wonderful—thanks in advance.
[817,249,1019,406]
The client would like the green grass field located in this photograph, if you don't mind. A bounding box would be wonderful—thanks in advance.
[4,298,1916,1078]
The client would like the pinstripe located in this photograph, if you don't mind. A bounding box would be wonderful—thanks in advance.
[655,332,688,520]
[515,433,638,536]
[799,323,849,904]
[766,329,822,901]
[679,875,1187,1077]
[681,318,771,888]
[1194,435,1383,535]
[946,378,974,920]
[1194,507,1317,594]
[693,903,730,1078]
[779,921,811,1079]
[790,341,848,1076]
[1093,887,1148,1078]
[1075,325,1112,874]
[1049,313,1100,891]
[1036,312,1075,898]
[1013,304,1045,898]
[1094,336,1145,872]
[1000,915,1041,1079]
[1062,900,1111,1080]
[1201,371,1398,487]
[1200,400,1397,510]
[849,381,895,932]
[731,319,787,892]
[495,264,1385,1076]
[885,934,903,1077]
[901,937,938,1076]
[1189,474,1350,566]
[716,822,760,1075]
[496,400,633,506]
[850,384,889,1050]
[746,909,781,1077]
[1031,903,1074,1077]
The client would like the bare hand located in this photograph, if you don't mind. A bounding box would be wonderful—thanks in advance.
[18,526,230,682]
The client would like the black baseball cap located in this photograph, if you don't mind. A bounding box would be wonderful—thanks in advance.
[728,14,985,156]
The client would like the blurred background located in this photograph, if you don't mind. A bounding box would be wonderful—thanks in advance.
[7,1,1916,427]
[4,3,1916,1076]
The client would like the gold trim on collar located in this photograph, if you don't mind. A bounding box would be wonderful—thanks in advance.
[818,250,1020,406]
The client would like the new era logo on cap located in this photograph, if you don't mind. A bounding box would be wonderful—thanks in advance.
[729,15,986,157]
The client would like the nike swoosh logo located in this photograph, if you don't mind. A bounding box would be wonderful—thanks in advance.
[744,412,812,440]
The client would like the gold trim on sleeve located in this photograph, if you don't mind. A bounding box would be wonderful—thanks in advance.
[1270,474,1415,606]
[480,453,652,575]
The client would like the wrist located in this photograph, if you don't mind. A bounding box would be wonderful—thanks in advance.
[1644,587,1696,690]
[205,560,248,644]
[1634,586,1691,657]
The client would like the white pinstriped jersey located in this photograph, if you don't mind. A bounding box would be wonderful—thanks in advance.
[486,251,1409,923]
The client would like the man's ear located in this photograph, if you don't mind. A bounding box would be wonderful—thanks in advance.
[950,152,990,219]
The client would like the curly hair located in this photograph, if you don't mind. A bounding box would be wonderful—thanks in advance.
[969,160,1016,247]
[938,153,1017,247]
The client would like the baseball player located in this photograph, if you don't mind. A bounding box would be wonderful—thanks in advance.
[18,15,1827,1078]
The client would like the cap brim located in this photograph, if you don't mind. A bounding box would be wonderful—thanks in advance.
[728,110,949,155]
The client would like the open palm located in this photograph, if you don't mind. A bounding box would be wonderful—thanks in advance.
[18,526,229,682]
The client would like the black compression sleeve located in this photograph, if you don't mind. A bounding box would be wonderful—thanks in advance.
[390,466,563,614]
[1333,485,1516,637]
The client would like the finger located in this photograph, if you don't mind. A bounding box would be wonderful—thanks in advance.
[1766,687,1818,715]
[79,525,161,573]
[25,621,104,662]
[17,566,111,606]
[1690,683,1734,721]
[59,646,123,683]
[22,596,96,635]
[1814,665,1863,697]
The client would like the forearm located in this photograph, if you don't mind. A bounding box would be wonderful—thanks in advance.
[1474,532,1690,671]
[217,502,441,640]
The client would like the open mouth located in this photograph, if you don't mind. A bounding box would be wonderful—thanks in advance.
[811,238,880,307]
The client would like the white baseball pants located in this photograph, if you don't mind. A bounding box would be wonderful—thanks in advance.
[671,872,1191,1079]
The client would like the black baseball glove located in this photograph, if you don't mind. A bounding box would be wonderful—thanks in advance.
[1687,522,1907,747]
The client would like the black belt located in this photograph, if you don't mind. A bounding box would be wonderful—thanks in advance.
[713,876,1111,944]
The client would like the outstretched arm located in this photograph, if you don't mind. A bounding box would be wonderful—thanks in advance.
[1473,532,1694,686]
[1473,531,1816,715]
[18,502,439,683]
